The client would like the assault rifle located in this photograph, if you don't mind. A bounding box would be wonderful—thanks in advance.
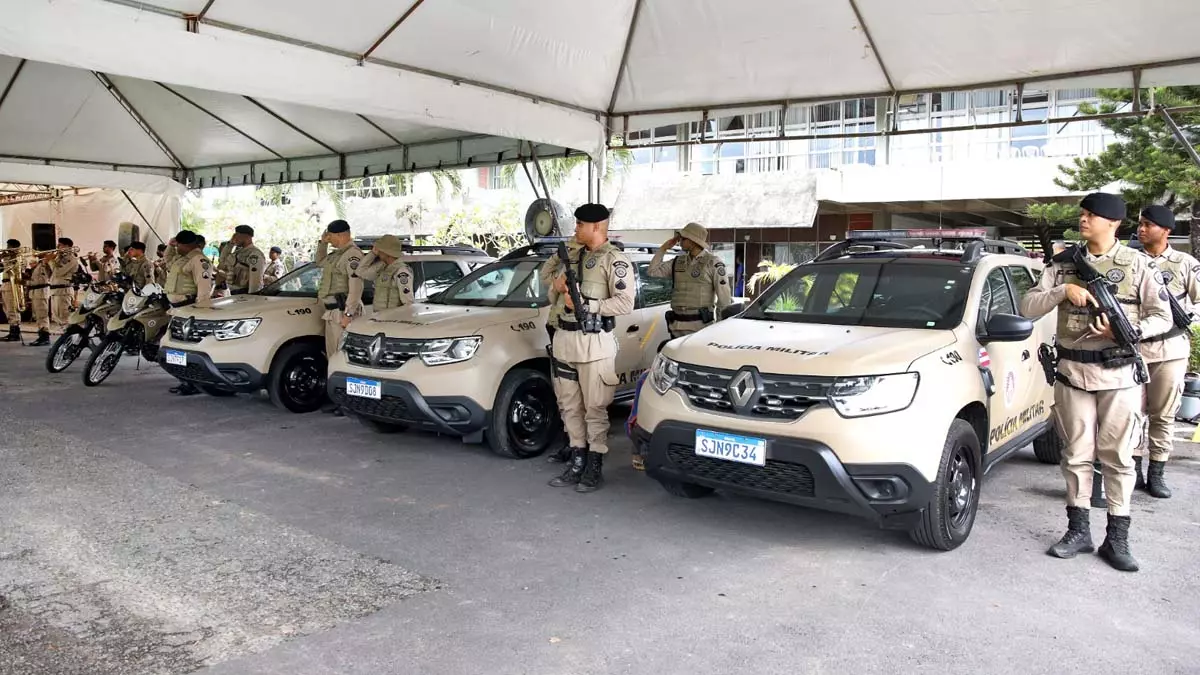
[1068,246,1150,385]
[557,241,601,332]
[1165,288,1193,330]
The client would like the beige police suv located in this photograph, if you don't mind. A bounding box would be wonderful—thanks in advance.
[630,229,1062,551]
[157,244,493,413]
[326,239,675,458]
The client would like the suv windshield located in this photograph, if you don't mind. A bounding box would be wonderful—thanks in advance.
[432,258,549,307]
[744,260,972,330]
[259,263,321,297]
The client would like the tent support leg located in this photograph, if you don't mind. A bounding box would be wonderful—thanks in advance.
[1157,106,1200,169]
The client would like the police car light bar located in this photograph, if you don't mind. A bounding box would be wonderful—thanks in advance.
[846,228,989,241]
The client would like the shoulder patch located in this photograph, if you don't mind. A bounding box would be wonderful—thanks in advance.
[200,259,211,271]
[691,267,702,278]
[348,256,361,271]
[715,262,727,276]
[397,271,411,284]
[1106,268,1125,283]
[1192,265,1200,277]
[1160,288,1170,301]
[1152,270,1166,285]
[585,256,598,269]
[1161,270,1175,284]
[615,279,627,290]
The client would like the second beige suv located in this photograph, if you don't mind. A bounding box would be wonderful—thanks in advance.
[157,245,493,413]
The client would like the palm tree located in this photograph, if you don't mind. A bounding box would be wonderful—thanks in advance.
[430,170,463,202]
[498,147,633,192]
[747,260,796,296]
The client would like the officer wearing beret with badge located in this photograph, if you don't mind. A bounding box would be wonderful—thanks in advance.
[316,220,365,415]
[546,203,635,492]
[648,222,733,338]
[1134,204,1200,499]
[164,230,215,395]
[1021,192,1171,572]
[352,234,414,312]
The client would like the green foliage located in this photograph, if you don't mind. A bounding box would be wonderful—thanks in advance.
[182,192,320,268]
[426,199,526,256]
[1025,202,1080,226]
[498,145,633,192]
[1062,229,1082,241]
[1191,324,1200,372]
[748,261,797,296]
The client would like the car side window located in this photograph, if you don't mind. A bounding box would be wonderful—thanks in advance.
[636,262,672,309]
[977,268,1016,329]
[1007,265,1036,299]
[413,261,465,300]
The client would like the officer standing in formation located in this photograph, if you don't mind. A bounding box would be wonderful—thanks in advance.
[352,235,413,312]
[26,251,54,346]
[264,246,287,285]
[316,220,364,415]
[648,222,733,338]
[49,238,80,332]
[546,204,635,493]
[1,239,21,342]
[541,234,584,465]
[121,242,154,288]
[1022,192,1171,572]
[164,231,215,396]
[88,240,121,283]
[154,244,169,285]
[1134,205,1200,499]
[220,225,266,295]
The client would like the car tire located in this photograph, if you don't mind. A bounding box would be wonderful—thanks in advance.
[357,416,407,434]
[200,384,237,397]
[909,419,981,551]
[657,478,715,499]
[267,343,327,414]
[1032,426,1064,465]
[486,367,561,459]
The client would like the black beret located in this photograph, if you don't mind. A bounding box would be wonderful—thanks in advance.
[174,230,198,245]
[58,237,73,246]
[127,241,146,251]
[326,219,351,233]
[574,203,610,223]
[270,246,282,254]
[1141,205,1175,231]
[1079,192,1126,221]
[6,239,19,248]
[234,224,255,236]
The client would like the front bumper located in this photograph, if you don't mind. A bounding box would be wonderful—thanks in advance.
[327,371,488,437]
[636,420,934,530]
[157,347,265,392]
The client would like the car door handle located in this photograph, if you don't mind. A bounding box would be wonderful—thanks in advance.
[1022,350,1031,361]
[627,325,640,333]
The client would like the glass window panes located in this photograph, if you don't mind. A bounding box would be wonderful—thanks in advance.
[413,261,465,300]
[1007,266,1036,298]
[636,263,672,308]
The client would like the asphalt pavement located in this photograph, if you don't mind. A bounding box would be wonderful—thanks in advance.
[1,341,1199,675]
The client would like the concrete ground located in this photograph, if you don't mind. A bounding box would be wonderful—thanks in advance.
[1,340,1199,675]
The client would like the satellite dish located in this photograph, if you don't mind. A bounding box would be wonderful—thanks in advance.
[524,198,569,240]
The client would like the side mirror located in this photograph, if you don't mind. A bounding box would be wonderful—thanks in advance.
[721,302,747,320]
[981,313,1034,343]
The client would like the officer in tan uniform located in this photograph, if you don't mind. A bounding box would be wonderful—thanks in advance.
[153,244,169,285]
[122,242,154,288]
[1,239,21,341]
[26,253,54,346]
[1021,192,1172,572]
[1134,204,1200,499]
[164,231,215,395]
[541,235,585,465]
[221,225,266,295]
[546,204,635,493]
[264,246,287,285]
[88,240,121,283]
[352,235,413,312]
[316,220,364,415]
[48,238,80,332]
[648,222,733,338]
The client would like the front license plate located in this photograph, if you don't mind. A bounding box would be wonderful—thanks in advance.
[346,377,382,400]
[164,349,187,367]
[694,429,767,467]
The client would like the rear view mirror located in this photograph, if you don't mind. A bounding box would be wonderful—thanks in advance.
[981,313,1034,343]
[721,302,747,320]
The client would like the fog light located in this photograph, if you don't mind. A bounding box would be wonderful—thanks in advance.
[853,477,909,501]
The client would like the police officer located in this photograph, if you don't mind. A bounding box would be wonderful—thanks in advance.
[26,252,54,346]
[264,246,287,285]
[541,234,584,464]
[1021,192,1172,572]
[1134,204,1200,499]
[154,244,169,285]
[1,239,21,341]
[164,231,215,395]
[222,225,266,295]
[648,222,733,338]
[316,220,364,415]
[547,204,635,493]
[88,240,121,283]
[122,242,154,288]
[48,238,80,332]
[352,235,413,312]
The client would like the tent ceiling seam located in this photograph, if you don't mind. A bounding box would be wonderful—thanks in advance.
[606,0,644,117]
[243,96,339,155]
[156,82,284,160]
[94,72,187,170]
[0,58,27,114]
[846,0,895,93]
[357,114,404,146]
[359,0,427,64]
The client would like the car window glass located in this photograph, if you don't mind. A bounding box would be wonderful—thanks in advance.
[261,263,321,297]
[978,268,1016,326]
[1007,265,1036,298]
[414,261,465,299]
[637,262,672,308]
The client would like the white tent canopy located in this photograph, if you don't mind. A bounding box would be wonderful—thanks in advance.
[0,0,1198,188]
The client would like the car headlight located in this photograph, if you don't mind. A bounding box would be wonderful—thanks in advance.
[649,353,679,395]
[212,318,261,341]
[420,336,481,366]
[828,372,920,418]
[122,294,147,314]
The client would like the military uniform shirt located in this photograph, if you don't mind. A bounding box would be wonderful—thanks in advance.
[164,249,214,304]
[49,251,79,286]
[352,252,414,311]
[91,253,121,282]
[264,258,287,285]
[1139,245,1200,364]
[550,242,636,364]
[228,244,266,293]
[315,240,365,317]
[123,256,153,289]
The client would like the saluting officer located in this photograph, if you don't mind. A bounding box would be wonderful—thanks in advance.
[1134,205,1200,499]
[264,246,287,285]
[648,222,732,338]
[547,204,635,493]
[223,225,266,295]
[316,220,364,415]
[1,239,21,341]
[48,238,80,331]
[1021,192,1172,572]
[164,231,215,396]
[352,234,413,312]
[26,253,54,346]
[122,242,154,288]
[541,234,584,465]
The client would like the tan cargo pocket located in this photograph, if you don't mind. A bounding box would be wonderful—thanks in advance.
[598,359,621,387]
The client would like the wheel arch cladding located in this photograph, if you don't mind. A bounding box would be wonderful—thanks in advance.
[956,402,988,462]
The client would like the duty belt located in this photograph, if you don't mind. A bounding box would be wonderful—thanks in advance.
[49,284,69,289]
[669,311,705,322]
[557,318,613,333]
[27,283,48,290]
[1057,345,1135,365]
[1142,326,1189,343]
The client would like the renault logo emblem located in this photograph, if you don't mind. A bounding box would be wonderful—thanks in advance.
[728,368,757,409]
[368,333,385,366]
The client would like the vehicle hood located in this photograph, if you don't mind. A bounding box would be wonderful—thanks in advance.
[353,302,541,338]
[171,294,315,319]
[664,318,956,376]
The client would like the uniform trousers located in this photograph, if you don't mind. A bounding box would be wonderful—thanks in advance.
[1,283,18,326]
[554,357,617,454]
[1141,358,1186,462]
[29,287,50,330]
[1053,382,1140,516]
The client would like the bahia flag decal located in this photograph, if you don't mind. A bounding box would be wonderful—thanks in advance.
[978,347,991,369]
[977,347,995,397]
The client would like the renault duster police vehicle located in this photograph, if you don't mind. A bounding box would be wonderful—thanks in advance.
[157,244,493,413]
[631,229,1062,551]
[327,239,676,459]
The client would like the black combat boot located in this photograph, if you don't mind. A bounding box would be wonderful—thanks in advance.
[169,381,200,396]
[549,447,587,487]
[1146,460,1172,499]
[27,329,50,346]
[1097,514,1139,572]
[1134,456,1146,491]
[2,325,19,341]
[1047,506,1094,559]
[575,451,605,493]
[546,445,572,463]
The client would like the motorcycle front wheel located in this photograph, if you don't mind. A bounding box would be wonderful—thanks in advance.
[46,328,88,373]
[82,334,124,387]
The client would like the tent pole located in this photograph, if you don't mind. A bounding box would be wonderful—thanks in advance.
[1156,106,1200,169]
[121,190,168,246]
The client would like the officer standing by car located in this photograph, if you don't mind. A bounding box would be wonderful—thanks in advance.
[264,246,286,285]
[1,239,21,341]
[546,204,635,493]
[648,222,732,338]
[351,234,413,312]
[1134,204,1200,499]
[222,225,266,295]
[540,234,584,464]
[1021,192,1171,572]
[316,220,364,415]
[164,231,215,395]
[122,242,154,288]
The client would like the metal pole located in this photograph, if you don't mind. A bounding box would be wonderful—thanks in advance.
[1156,106,1200,169]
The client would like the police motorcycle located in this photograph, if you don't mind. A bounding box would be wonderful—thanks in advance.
[82,281,171,386]
[45,274,129,373]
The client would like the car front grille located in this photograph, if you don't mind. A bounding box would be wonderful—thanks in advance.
[168,317,225,343]
[667,443,815,497]
[675,362,832,421]
[341,332,424,370]
[161,359,223,385]
[331,387,412,420]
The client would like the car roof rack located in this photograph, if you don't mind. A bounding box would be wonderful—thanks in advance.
[813,228,1028,264]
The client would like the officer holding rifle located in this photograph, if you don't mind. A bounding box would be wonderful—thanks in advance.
[1022,192,1171,572]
